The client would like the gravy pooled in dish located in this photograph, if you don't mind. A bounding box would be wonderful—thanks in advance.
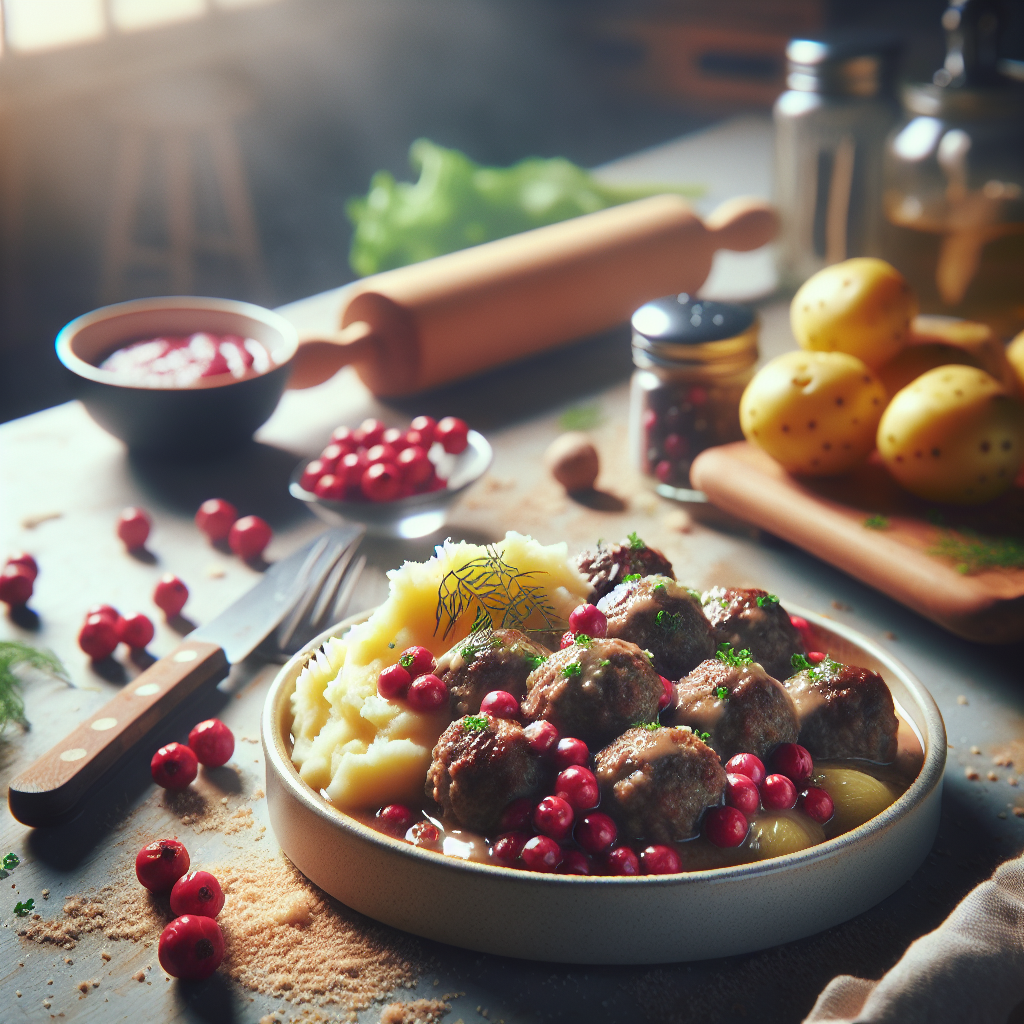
[99,332,273,387]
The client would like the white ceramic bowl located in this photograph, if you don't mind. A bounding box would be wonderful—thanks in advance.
[263,606,945,964]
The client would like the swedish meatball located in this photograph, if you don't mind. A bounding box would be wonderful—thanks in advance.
[435,628,552,718]
[701,587,805,682]
[426,715,546,833]
[785,660,898,763]
[594,726,726,842]
[521,638,662,748]
[576,536,675,602]
[667,658,799,762]
[598,576,715,679]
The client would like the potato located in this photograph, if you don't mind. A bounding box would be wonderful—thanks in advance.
[813,767,898,837]
[745,812,824,860]
[877,365,1024,504]
[1009,330,1024,394]
[544,431,600,491]
[791,258,917,369]
[739,350,887,475]
[876,342,982,398]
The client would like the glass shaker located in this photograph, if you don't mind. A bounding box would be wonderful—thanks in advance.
[881,0,1024,337]
[629,294,758,497]
[774,34,902,290]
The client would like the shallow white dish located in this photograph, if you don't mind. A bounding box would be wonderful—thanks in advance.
[262,606,945,964]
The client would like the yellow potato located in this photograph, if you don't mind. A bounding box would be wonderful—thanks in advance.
[876,342,982,398]
[739,350,887,475]
[745,812,824,860]
[877,365,1024,504]
[791,258,918,369]
[813,767,898,837]
[1009,330,1024,394]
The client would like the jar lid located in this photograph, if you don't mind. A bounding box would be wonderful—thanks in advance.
[785,33,902,98]
[632,295,758,371]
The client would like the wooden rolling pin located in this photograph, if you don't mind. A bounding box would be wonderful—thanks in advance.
[287,194,778,395]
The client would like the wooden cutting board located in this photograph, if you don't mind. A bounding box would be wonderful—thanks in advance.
[690,442,1024,644]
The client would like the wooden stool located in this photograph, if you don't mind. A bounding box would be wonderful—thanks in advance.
[100,74,269,303]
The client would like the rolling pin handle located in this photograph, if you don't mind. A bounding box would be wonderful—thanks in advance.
[704,196,780,253]
[286,320,377,390]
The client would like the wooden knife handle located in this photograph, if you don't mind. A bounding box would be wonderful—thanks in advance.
[8,639,229,827]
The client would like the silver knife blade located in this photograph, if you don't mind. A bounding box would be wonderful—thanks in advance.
[188,524,364,663]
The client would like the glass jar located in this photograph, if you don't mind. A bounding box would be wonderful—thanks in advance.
[629,294,758,496]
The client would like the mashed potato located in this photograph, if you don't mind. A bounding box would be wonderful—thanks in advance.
[290,533,590,809]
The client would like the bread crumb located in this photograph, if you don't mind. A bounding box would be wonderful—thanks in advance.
[965,767,980,780]
[988,771,999,782]
[1015,807,1024,818]
[971,745,981,755]
[101,951,111,961]
[270,895,313,927]
[957,695,969,705]
[21,511,62,529]
[133,971,146,982]
[995,755,1014,766]
[43,1001,51,1009]
[379,999,450,1023]
[251,788,265,800]
[15,991,21,997]
[64,958,73,964]
[77,981,90,994]
[42,889,50,899]
[1010,778,1019,786]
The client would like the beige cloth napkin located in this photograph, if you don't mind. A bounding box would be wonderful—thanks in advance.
[803,854,1024,1023]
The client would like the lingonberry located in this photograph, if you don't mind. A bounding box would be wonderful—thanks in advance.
[361,462,402,502]
[318,442,348,469]
[378,663,412,699]
[0,564,34,606]
[772,743,814,783]
[725,773,760,814]
[806,651,827,664]
[170,870,225,919]
[194,499,238,543]
[555,765,599,812]
[568,603,607,638]
[376,804,415,835]
[520,835,563,873]
[789,614,815,649]
[228,515,272,560]
[135,839,190,892]
[396,445,433,486]
[575,812,617,855]
[398,646,435,678]
[365,443,399,466]
[725,752,766,787]
[523,720,559,756]
[330,425,356,447]
[354,417,386,448]
[654,460,673,483]
[491,831,530,866]
[560,849,593,875]
[188,719,234,767]
[409,415,437,444]
[658,675,675,710]
[499,797,534,832]
[407,673,446,712]
[154,574,188,618]
[606,846,640,875]
[87,603,121,625]
[559,630,575,649]
[532,795,574,841]
[704,806,749,848]
[761,773,798,811]
[79,614,119,660]
[640,844,682,875]
[552,737,589,771]
[435,416,469,454]
[117,506,151,549]
[336,452,367,492]
[151,742,199,790]
[663,434,689,461]
[801,786,835,824]
[6,552,38,581]
[480,690,519,719]
[119,612,155,649]
[299,458,329,492]
[381,427,408,450]
[314,474,348,501]
[158,915,225,981]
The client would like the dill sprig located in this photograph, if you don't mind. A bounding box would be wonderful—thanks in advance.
[716,642,752,667]
[627,531,645,550]
[927,529,1024,575]
[0,641,69,733]
[756,593,780,608]
[863,514,889,530]
[462,715,489,732]
[791,652,842,681]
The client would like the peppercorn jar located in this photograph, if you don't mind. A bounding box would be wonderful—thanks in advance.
[629,295,759,493]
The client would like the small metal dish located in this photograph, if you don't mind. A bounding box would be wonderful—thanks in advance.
[288,430,492,538]
[263,606,945,964]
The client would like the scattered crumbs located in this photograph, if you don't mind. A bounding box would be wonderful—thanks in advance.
[43,1001,51,1009]
[378,998,451,1023]
[206,564,227,579]
[21,510,62,529]
[101,951,111,961]
[133,971,146,982]
[251,788,265,800]
[1015,808,1024,818]
[15,991,21,997]
[830,600,851,611]
[957,696,969,705]
[965,767,980,781]
[76,981,90,994]
[221,797,229,805]
[258,1016,279,1024]
[948,743,955,749]
[240,736,260,744]
[47,979,53,985]
[995,755,1014,767]
[92,980,100,988]
[971,746,982,755]
[64,958,73,964]
[883,631,897,641]
[1010,778,1019,787]
[41,889,50,899]
[999,812,1008,819]
[988,771,999,782]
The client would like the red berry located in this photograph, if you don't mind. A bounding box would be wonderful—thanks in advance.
[117,506,151,549]
[725,752,766,787]
[154,574,188,618]
[789,615,815,650]
[725,773,760,814]
[330,425,356,446]
[410,415,437,444]
[398,646,435,678]
[135,839,190,893]
[642,409,658,431]
[654,460,673,483]
[761,773,798,811]
[376,804,415,835]
[337,452,367,491]
[0,564,34,606]
[119,612,155,649]
[158,914,224,981]
[361,462,402,502]
[640,844,682,875]
[553,737,589,771]
[663,433,689,461]
[378,663,412,699]
[365,443,399,466]
[381,427,408,450]
[299,458,329,492]
[170,870,225,919]
[559,630,575,649]
[78,613,119,660]
[569,604,607,638]
[772,743,814,783]
[606,846,640,876]
[151,742,199,790]
[523,720,558,756]
[499,797,534,832]
[807,651,827,664]
[491,831,531,866]
[354,417,386,447]
[397,445,433,486]
[435,416,469,454]
[575,812,617,855]
[658,675,675,711]
[87,603,121,625]
[480,690,519,719]
[801,786,835,824]
[319,442,348,469]
[6,552,38,581]
[555,765,599,812]
[194,499,238,542]
[314,474,348,501]
[407,673,446,712]
[521,835,563,873]
[228,515,272,560]
[560,849,593,875]
[532,795,574,841]
[704,806,749,848]
[407,821,441,847]
[188,719,234,767]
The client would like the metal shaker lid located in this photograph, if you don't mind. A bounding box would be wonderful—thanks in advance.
[786,33,903,98]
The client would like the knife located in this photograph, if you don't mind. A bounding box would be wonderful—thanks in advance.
[8,525,363,828]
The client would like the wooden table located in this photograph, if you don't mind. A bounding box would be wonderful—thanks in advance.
[2,119,1023,1024]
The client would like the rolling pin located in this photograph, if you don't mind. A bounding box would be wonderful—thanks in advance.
[287,194,778,395]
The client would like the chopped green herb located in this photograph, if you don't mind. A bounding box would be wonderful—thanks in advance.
[456,630,502,664]
[462,715,489,732]
[927,529,1024,575]
[635,721,661,731]
[623,573,642,583]
[14,898,34,916]
[790,652,842,681]
[692,728,711,743]
[573,634,594,648]
[755,594,780,608]
[687,588,702,602]
[599,659,611,668]
[562,661,583,678]
[523,654,547,671]
[715,686,729,700]
[627,531,645,550]
[863,514,889,530]
[0,641,69,733]
[791,653,813,672]
[2,853,19,871]
[558,403,604,432]
[655,610,681,631]
[719,598,729,609]
[642,649,654,662]
[653,582,667,593]
[716,642,753,667]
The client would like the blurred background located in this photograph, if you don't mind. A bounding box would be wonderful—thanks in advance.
[0,0,969,422]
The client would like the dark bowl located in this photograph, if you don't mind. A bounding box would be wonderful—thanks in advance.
[55,296,299,458]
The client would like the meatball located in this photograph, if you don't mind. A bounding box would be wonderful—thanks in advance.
[426,715,545,833]
[785,660,898,763]
[598,576,716,680]
[701,587,806,682]
[521,638,662,748]
[594,726,726,842]
[435,628,552,718]
[576,536,675,602]
[667,657,799,762]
